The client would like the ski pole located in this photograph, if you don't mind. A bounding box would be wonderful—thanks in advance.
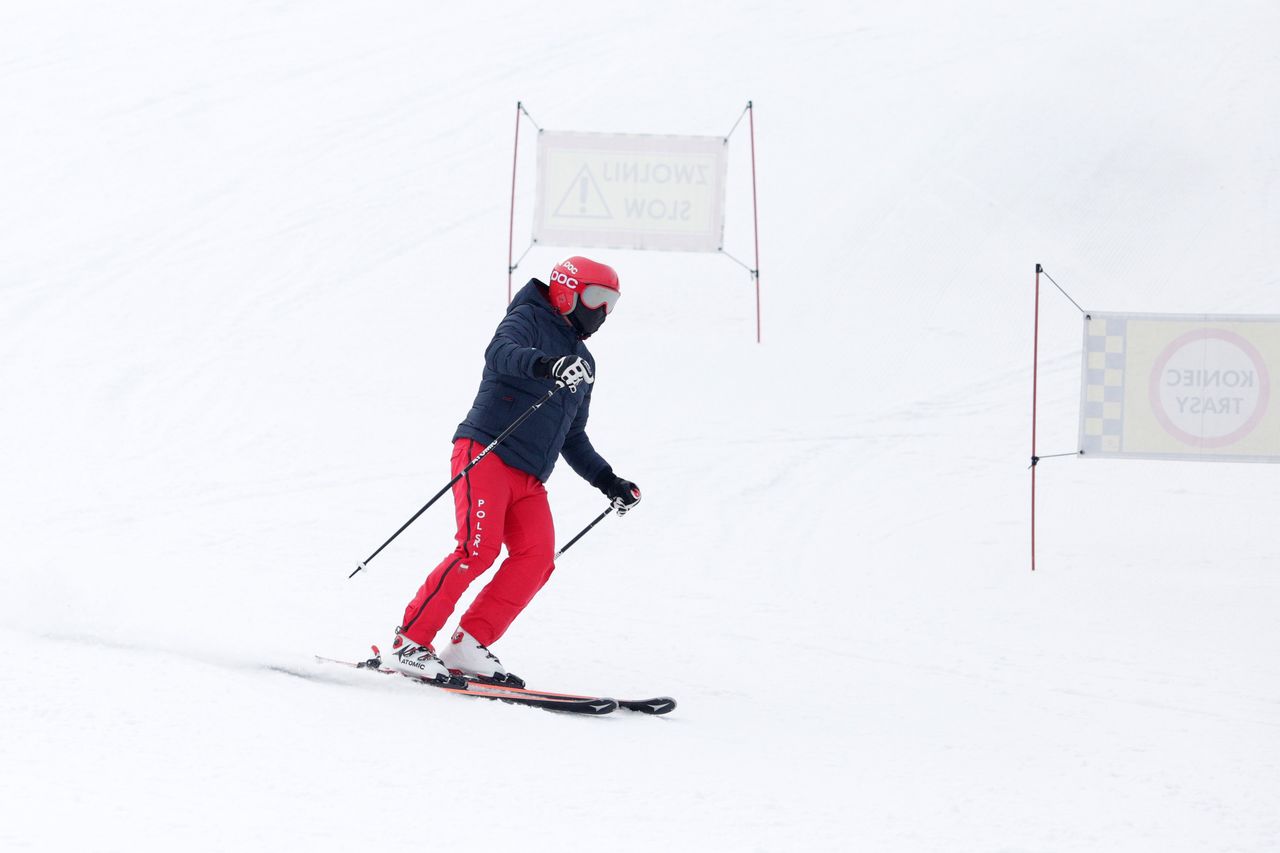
[555,505,614,561]
[350,384,564,579]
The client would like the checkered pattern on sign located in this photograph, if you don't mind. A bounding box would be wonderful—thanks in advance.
[1080,316,1126,454]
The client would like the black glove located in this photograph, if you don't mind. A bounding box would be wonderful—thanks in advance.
[593,469,641,516]
[537,355,594,392]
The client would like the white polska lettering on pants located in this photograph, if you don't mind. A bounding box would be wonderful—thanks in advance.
[467,498,487,565]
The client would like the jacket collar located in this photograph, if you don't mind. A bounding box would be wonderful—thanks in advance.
[513,279,577,345]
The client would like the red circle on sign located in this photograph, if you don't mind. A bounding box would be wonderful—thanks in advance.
[1147,328,1270,448]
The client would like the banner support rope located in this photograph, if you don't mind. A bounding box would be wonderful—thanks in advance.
[509,241,535,274]
[519,103,543,132]
[1042,269,1086,315]
[720,249,755,275]
[1029,450,1083,469]
[724,102,750,140]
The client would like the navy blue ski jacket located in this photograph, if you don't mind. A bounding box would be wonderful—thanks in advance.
[453,279,611,485]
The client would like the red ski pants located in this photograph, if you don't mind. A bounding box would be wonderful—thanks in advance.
[399,439,555,648]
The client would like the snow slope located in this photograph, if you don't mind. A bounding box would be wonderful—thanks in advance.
[2,1,1278,850]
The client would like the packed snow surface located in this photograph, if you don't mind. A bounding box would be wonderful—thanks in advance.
[2,2,1278,850]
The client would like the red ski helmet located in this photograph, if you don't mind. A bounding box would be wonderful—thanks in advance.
[548,256,620,316]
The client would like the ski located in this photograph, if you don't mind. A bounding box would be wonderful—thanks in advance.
[316,652,674,715]
[462,675,677,715]
[314,653,617,715]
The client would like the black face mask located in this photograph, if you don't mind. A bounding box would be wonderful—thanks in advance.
[567,301,607,339]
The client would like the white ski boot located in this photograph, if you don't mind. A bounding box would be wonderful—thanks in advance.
[440,627,523,686]
[385,633,451,683]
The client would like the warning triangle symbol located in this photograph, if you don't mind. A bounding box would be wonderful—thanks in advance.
[552,165,613,220]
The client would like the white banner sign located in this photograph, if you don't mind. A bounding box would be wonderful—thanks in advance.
[532,131,728,252]
[1079,312,1280,462]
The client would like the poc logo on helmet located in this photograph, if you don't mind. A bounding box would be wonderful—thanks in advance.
[550,268,579,290]
[560,259,579,275]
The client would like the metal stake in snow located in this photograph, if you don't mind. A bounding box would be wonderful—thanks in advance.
[349,384,565,579]
[1031,263,1040,571]
[1028,263,1086,572]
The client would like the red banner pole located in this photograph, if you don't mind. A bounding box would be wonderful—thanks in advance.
[1031,263,1042,571]
[748,101,762,344]
[507,102,522,305]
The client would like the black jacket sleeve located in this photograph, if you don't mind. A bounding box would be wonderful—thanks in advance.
[559,380,610,485]
[484,306,548,379]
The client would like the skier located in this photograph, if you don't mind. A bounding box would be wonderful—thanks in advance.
[387,256,642,685]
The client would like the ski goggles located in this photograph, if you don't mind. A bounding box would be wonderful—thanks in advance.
[579,284,620,314]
